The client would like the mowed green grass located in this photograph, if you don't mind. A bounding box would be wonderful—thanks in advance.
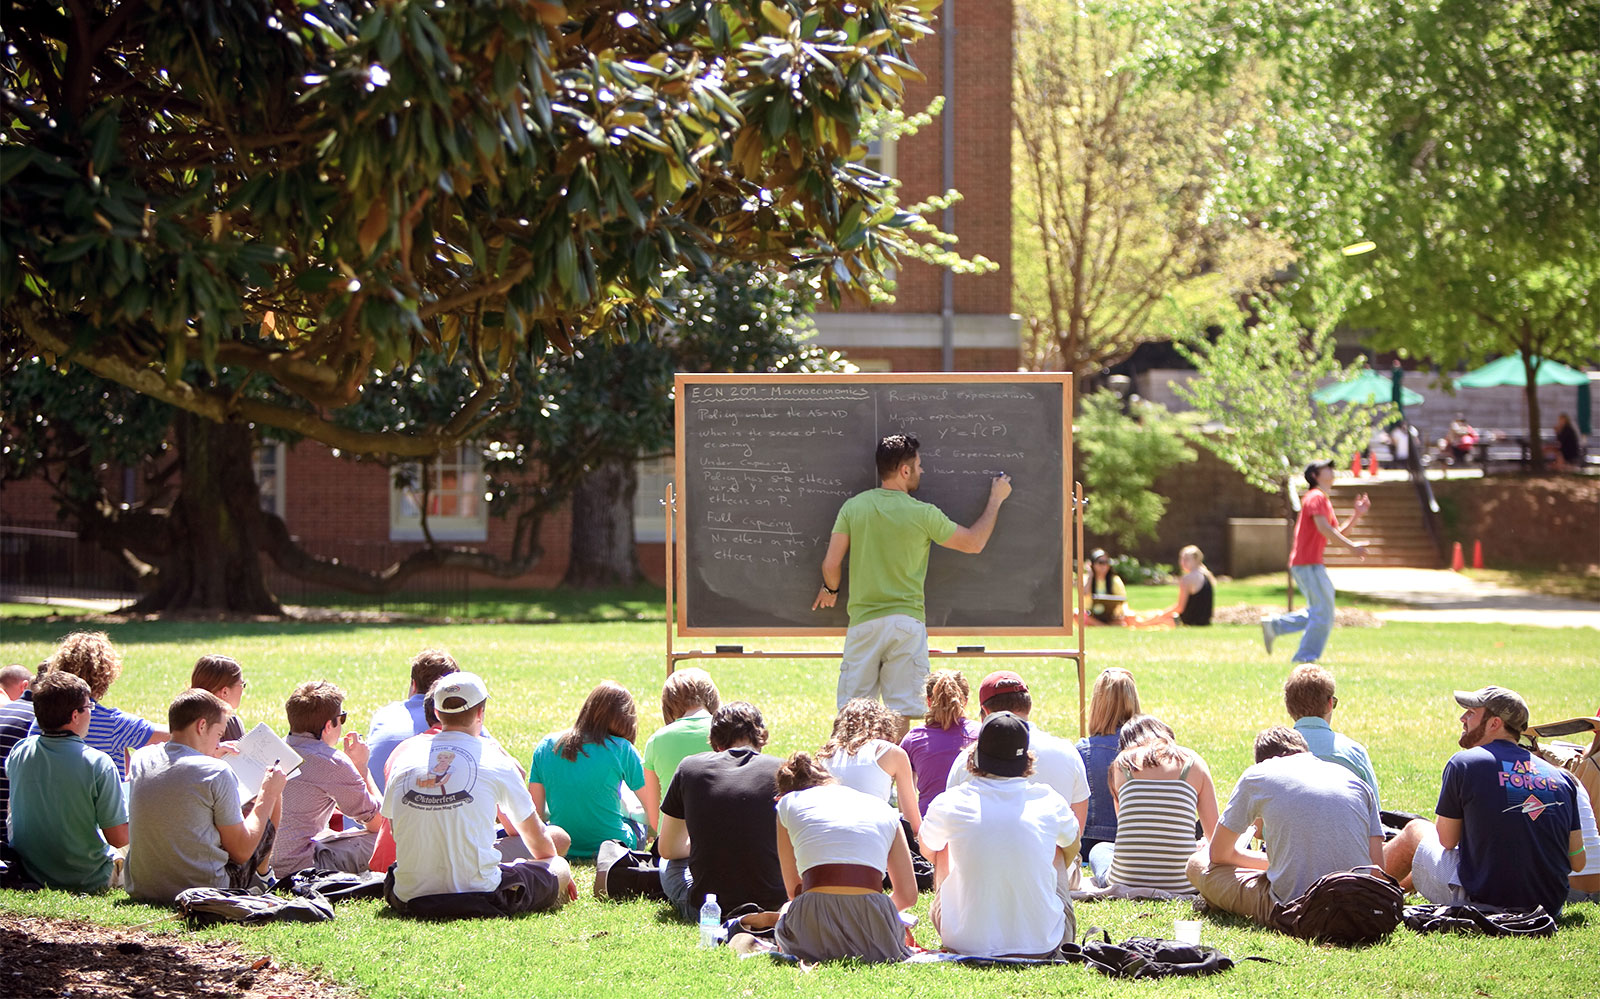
[2,609,1597,999]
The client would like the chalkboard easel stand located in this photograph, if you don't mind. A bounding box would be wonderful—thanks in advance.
[663,482,1092,736]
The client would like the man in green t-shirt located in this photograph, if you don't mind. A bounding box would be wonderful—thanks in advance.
[813,433,1012,739]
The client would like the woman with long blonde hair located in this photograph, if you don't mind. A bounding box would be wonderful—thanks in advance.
[1075,668,1140,855]
[899,670,978,817]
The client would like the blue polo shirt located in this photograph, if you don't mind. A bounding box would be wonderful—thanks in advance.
[4,731,126,891]
[367,694,428,792]
[1293,716,1381,808]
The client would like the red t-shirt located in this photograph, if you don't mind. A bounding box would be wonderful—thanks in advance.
[1291,489,1335,566]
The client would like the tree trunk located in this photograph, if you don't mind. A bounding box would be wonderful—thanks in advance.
[1522,350,1545,473]
[130,414,283,614]
[562,456,640,588]
[1284,474,1297,612]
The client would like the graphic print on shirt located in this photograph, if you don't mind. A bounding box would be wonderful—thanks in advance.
[1499,758,1568,822]
[401,746,478,808]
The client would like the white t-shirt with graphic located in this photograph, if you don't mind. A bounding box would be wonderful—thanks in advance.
[381,729,535,901]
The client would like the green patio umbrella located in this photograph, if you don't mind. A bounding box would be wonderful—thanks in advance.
[1313,370,1424,406]
[1456,353,1592,436]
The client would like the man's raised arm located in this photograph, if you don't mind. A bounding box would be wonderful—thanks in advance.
[939,475,1013,554]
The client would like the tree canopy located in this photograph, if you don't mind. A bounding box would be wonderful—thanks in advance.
[3,0,943,457]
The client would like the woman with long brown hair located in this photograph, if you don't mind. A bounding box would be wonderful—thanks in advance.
[773,751,917,962]
[526,680,647,859]
[899,670,977,817]
[190,654,248,742]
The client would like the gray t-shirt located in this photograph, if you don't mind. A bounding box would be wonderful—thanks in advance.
[125,742,245,903]
[1220,752,1381,902]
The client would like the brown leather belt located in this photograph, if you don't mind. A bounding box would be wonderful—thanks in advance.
[800,863,885,894]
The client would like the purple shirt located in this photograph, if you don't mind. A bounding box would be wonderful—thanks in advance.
[901,719,980,816]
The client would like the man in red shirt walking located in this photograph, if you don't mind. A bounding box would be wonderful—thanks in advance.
[1262,461,1369,663]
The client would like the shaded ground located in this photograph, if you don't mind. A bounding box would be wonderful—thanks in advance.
[0,914,357,999]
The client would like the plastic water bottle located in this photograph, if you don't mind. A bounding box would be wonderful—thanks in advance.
[698,893,722,948]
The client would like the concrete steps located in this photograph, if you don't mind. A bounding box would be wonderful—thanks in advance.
[1322,480,1442,568]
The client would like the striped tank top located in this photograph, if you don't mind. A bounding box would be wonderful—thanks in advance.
[1106,757,1199,893]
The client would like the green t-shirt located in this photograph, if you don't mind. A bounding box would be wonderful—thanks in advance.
[642,713,714,794]
[833,488,959,625]
[527,733,646,859]
[3,732,126,892]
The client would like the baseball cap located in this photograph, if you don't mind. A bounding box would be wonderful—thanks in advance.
[429,671,490,714]
[978,669,1029,706]
[1454,686,1529,736]
[1304,460,1335,488]
[974,711,1031,778]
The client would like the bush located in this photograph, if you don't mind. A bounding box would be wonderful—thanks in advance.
[1112,554,1172,585]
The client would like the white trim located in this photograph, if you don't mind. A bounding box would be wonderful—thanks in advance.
[389,445,489,542]
[253,442,287,519]
[810,312,1023,350]
[633,455,674,543]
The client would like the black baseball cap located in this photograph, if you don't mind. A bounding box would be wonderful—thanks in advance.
[974,711,1031,778]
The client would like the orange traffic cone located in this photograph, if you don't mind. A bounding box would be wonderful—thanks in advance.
[1351,454,1362,477]
[1368,453,1380,477]
[1472,540,1484,569]
[1451,542,1464,572]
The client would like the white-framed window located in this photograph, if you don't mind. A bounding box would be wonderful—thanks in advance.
[863,133,897,180]
[253,442,287,519]
[634,454,675,543]
[850,358,893,373]
[390,444,488,542]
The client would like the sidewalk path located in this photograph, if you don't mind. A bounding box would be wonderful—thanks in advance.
[1327,568,1600,630]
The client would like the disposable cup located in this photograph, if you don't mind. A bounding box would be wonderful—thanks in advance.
[1174,920,1202,945]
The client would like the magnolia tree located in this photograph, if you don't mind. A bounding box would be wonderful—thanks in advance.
[1,0,948,612]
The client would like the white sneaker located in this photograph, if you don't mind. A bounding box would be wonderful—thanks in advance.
[1260,616,1276,656]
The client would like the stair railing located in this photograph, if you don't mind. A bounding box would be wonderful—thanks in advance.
[1403,423,1446,566]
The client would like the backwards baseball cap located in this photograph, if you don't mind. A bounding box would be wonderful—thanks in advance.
[978,669,1029,706]
[974,711,1031,778]
[429,671,490,714]
[1304,460,1335,489]
[1454,686,1529,736]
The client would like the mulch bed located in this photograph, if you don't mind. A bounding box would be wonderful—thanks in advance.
[0,914,358,999]
[1212,604,1382,628]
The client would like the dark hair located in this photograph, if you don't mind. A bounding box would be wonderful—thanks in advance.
[170,688,230,732]
[820,698,898,756]
[775,751,835,795]
[190,654,243,694]
[286,680,345,736]
[556,681,638,762]
[1115,714,1187,771]
[1304,461,1332,490]
[967,748,1036,779]
[423,696,439,728]
[411,650,458,696]
[875,433,920,480]
[982,690,1032,716]
[32,670,90,730]
[1254,726,1310,763]
[709,701,768,751]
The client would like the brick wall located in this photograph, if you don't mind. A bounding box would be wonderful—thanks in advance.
[839,345,1023,372]
[1433,477,1600,570]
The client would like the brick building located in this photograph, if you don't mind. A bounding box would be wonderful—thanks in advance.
[1,3,1021,596]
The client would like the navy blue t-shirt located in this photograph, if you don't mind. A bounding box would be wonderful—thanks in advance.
[1436,741,1581,915]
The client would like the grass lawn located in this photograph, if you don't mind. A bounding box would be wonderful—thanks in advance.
[2,608,1597,998]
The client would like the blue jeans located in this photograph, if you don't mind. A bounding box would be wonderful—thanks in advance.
[1088,842,1116,888]
[659,857,695,920]
[1267,564,1336,662]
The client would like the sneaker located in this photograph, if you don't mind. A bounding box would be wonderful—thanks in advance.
[1260,616,1276,655]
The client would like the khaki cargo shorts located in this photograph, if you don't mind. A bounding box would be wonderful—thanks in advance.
[838,614,930,717]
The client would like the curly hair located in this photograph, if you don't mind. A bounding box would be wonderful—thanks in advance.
[775,750,836,796]
[1254,725,1310,763]
[661,668,720,725]
[47,631,123,701]
[923,670,970,730]
[819,698,899,757]
[556,681,639,762]
[709,702,769,751]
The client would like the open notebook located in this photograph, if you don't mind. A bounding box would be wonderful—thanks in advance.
[226,722,304,798]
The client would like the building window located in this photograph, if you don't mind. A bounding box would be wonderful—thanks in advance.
[862,133,897,180]
[253,442,287,519]
[390,445,488,542]
[634,455,674,543]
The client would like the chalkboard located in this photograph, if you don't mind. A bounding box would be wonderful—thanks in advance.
[673,373,1073,635]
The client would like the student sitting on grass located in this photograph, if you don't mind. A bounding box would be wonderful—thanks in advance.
[1186,727,1382,925]
[3,671,128,892]
[1075,668,1141,858]
[1,664,31,701]
[383,673,572,917]
[0,667,40,834]
[1087,715,1219,894]
[1284,664,1380,805]
[657,702,787,919]
[920,712,1081,958]
[639,668,719,835]
[899,670,977,819]
[189,654,250,743]
[366,649,460,792]
[272,681,382,875]
[820,698,922,838]
[32,632,168,780]
[527,680,648,858]
[126,690,287,903]
[773,751,917,963]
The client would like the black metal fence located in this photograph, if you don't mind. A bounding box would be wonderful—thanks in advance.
[1,521,471,618]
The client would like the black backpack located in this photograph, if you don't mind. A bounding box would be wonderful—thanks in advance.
[1269,866,1404,945]
[1403,903,1557,937]
[1066,930,1250,979]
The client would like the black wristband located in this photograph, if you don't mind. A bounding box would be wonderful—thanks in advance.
[822,583,839,594]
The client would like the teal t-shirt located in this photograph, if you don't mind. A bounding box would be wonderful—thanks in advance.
[3,732,126,892]
[527,733,646,859]
[642,713,714,794]
[833,489,959,625]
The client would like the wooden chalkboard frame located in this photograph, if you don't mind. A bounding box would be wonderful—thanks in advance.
[673,371,1075,638]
